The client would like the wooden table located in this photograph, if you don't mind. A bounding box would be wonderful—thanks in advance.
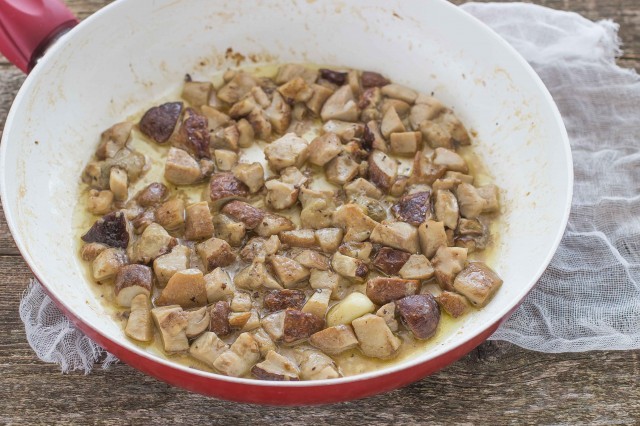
[1,1,638,423]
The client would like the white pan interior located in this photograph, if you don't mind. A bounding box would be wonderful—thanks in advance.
[0,0,571,385]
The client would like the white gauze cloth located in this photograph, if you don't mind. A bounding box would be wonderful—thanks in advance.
[18,2,640,373]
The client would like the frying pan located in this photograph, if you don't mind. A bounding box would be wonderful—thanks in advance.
[0,0,572,404]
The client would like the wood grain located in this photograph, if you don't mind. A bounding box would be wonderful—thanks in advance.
[1,0,639,424]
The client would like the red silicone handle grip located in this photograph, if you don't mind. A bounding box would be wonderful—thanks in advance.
[0,0,78,73]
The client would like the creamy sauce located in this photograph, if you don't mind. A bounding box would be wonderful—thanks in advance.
[73,64,499,378]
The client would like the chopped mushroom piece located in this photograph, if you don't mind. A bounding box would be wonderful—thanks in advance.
[96,122,133,160]
[370,222,419,253]
[365,277,420,305]
[184,202,214,240]
[252,350,300,381]
[391,191,431,226]
[314,228,344,253]
[396,294,440,339]
[92,247,128,281]
[236,118,255,148]
[435,291,471,318]
[165,147,202,185]
[212,214,246,246]
[298,349,341,380]
[152,305,189,352]
[381,98,411,118]
[301,289,332,319]
[221,200,265,229]
[361,71,390,88]
[201,105,231,132]
[372,247,411,275]
[265,179,298,210]
[82,211,129,249]
[139,102,183,144]
[325,154,359,185]
[308,132,343,166]
[279,229,317,248]
[182,81,212,107]
[230,292,253,312]
[207,172,249,205]
[381,83,418,104]
[135,182,168,207]
[214,149,238,171]
[322,120,364,142]
[453,262,503,307]
[185,306,210,338]
[390,131,421,156]
[275,64,318,85]
[213,332,261,377]
[270,256,310,288]
[433,147,468,173]
[209,301,232,336]
[352,314,401,359]
[129,223,176,264]
[81,242,108,261]
[153,245,191,286]
[380,106,405,138]
[344,177,383,199]
[217,71,257,104]
[434,189,459,230]
[309,269,341,296]
[196,237,236,271]
[204,268,235,302]
[211,124,240,151]
[254,213,295,237]
[252,328,276,357]
[320,84,358,122]
[265,91,292,134]
[261,310,287,341]
[333,204,379,242]
[87,189,113,216]
[478,184,500,212]
[263,133,309,172]
[399,254,435,280]
[326,292,376,327]
[418,220,448,259]
[300,198,335,230]
[368,150,398,192]
[331,252,369,282]
[409,98,445,129]
[239,235,281,262]
[264,289,306,312]
[456,183,488,219]
[362,120,387,152]
[172,108,211,159]
[376,302,399,332]
[283,309,325,343]
[339,241,373,261]
[309,324,358,355]
[234,261,282,290]
[189,332,229,368]
[294,250,330,270]
[109,168,128,201]
[125,294,153,342]
[432,246,468,290]
[232,162,264,193]
[156,268,207,308]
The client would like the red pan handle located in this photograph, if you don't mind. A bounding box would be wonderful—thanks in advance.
[0,0,78,73]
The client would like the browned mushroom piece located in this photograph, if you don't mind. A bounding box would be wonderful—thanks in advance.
[370,222,419,253]
[139,101,183,143]
[81,211,129,249]
[309,324,358,355]
[239,235,281,262]
[319,68,348,85]
[395,294,440,340]
[156,268,207,309]
[196,237,236,271]
[308,132,343,167]
[216,71,257,104]
[183,202,214,241]
[221,200,265,230]
[391,191,431,226]
[113,264,153,307]
[282,309,325,343]
[263,289,306,312]
[265,91,292,134]
[172,108,211,159]
[333,203,379,243]
[136,182,168,207]
[81,242,108,262]
[368,150,398,192]
[435,291,471,318]
[212,214,246,247]
[331,252,369,282]
[338,241,373,261]
[372,247,411,275]
[365,277,420,305]
[207,172,249,205]
[155,198,185,230]
[254,213,295,237]
[279,229,317,248]
[252,350,300,381]
[431,246,468,290]
[361,71,390,88]
[209,301,232,336]
[96,122,133,160]
[453,262,503,307]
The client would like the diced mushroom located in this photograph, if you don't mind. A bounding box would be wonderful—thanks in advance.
[282,309,325,343]
[210,124,240,151]
[172,108,211,159]
[352,314,401,359]
[300,198,334,230]
[457,218,484,237]
[221,200,265,229]
[275,64,318,85]
[182,81,212,107]
[391,191,431,226]
[365,277,420,305]
[372,247,411,275]
[360,71,390,88]
[399,254,434,280]
[254,213,295,237]
[139,102,183,143]
[252,350,300,381]
[263,133,309,172]
[380,106,405,138]
[261,310,286,341]
[433,147,468,173]
[239,235,281,262]
[196,237,236,271]
[184,202,214,240]
[453,262,503,307]
[207,172,249,205]
[165,147,202,185]
[82,211,130,249]
[230,292,253,312]
[411,149,447,185]
[264,91,292,134]
[435,291,471,318]
[325,154,359,185]
[478,184,500,212]
[201,105,231,130]
[92,247,128,281]
[302,288,331,319]
[432,246,468,290]
[322,120,364,142]
[234,261,282,290]
[434,189,459,229]
[294,250,329,270]
[362,120,387,152]
[151,305,189,352]
[305,84,334,116]
[455,183,488,219]
[264,289,306,312]
[409,98,445,129]
[309,324,358,355]
[270,256,310,288]
[279,229,317,248]
[314,228,344,253]
[376,302,399,332]
[390,131,421,156]
[185,306,210,338]
[213,332,261,377]
[87,189,114,215]
[298,349,341,380]
[236,118,254,148]
[96,122,133,160]
[368,150,398,192]
[204,267,235,302]
[213,149,238,171]
[156,268,207,308]
[153,245,191,286]
[125,294,153,342]
[252,328,276,357]
[247,107,272,140]
[109,168,128,201]
[309,269,341,295]
[81,242,108,261]
[418,220,448,259]
[212,214,246,246]
[308,133,343,167]
[395,294,440,339]
[326,292,376,327]
[209,301,232,336]
[134,183,167,208]
[333,203,379,242]
[155,198,185,230]
[381,83,417,104]
[420,120,453,149]
[344,178,383,199]
[370,222,419,253]
[265,179,298,210]
[232,162,264,193]
[189,331,229,368]
[331,252,369,282]
[381,98,411,118]
[338,241,373,261]
[129,223,175,264]
[320,84,358,122]
[217,71,257,104]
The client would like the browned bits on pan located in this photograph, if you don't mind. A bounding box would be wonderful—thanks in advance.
[283,309,325,343]
[372,247,411,275]
[391,191,431,226]
[319,68,348,85]
[139,101,183,143]
[209,301,231,336]
[361,71,390,88]
[81,211,129,249]
[263,289,306,312]
[395,294,440,339]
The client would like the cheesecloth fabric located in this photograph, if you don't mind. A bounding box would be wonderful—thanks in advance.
[17,2,640,373]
